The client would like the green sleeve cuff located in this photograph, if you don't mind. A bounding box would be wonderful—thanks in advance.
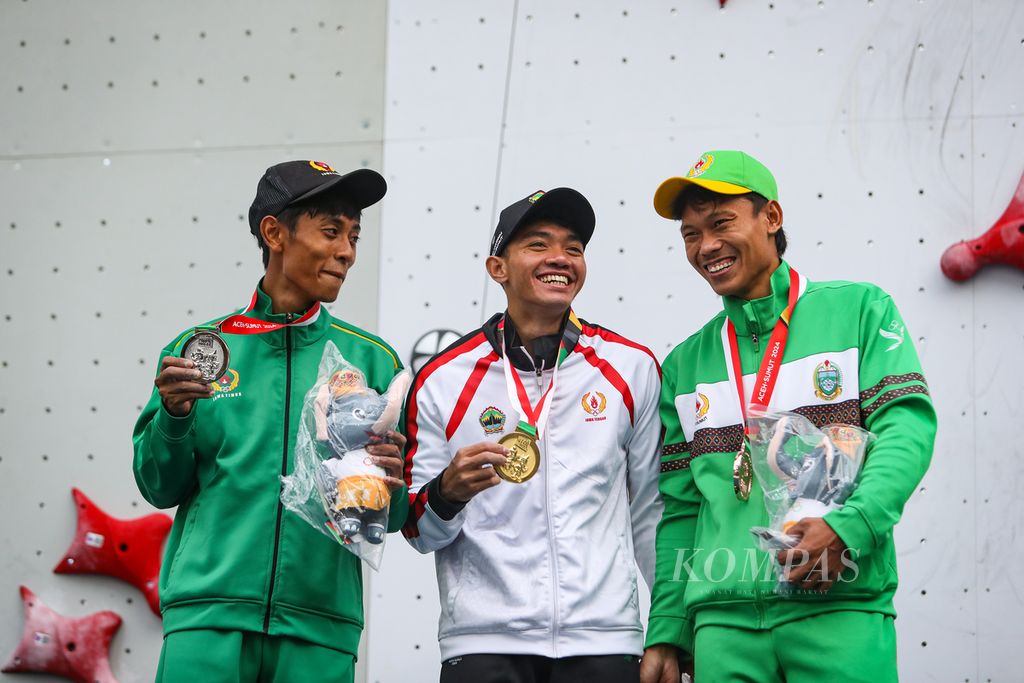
[825,504,877,557]
[645,615,694,657]
[387,483,410,533]
[154,402,197,441]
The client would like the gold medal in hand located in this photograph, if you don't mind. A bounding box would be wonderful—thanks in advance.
[496,430,540,483]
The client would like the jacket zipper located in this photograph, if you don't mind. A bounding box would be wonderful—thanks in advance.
[264,315,293,632]
[539,376,561,655]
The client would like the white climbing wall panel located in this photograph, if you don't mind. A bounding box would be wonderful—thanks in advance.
[0,2,387,682]
[2,1,1023,682]
[372,1,1024,682]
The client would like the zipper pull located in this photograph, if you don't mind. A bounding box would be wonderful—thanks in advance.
[535,358,545,388]
[751,332,759,344]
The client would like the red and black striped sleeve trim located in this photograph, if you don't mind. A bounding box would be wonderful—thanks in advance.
[402,328,488,539]
[581,323,662,379]
[445,351,500,439]
[578,343,636,425]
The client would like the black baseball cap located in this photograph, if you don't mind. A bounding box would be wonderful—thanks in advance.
[489,188,596,257]
[248,160,387,236]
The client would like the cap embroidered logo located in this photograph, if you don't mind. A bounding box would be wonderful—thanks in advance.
[687,153,715,178]
[309,160,339,175]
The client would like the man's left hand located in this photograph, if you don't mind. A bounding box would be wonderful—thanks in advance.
[777,517,849,592]
[366,431,407,492]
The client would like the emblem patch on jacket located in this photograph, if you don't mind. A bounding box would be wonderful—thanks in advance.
[211,369,242,400]
[813,360,843,401]
[582,391,607,422]
[695,392,710,425]
[479,406,506,434]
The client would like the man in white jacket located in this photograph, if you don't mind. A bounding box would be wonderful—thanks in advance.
[402,188,663,683]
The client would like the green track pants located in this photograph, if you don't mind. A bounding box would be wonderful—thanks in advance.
[694,610,897,682]
[156,629,356,683]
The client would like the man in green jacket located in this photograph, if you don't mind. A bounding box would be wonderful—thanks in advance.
[640,151,936,683]
[133,160,408,682]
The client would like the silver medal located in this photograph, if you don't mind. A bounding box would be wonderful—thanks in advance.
[181,330,229,383]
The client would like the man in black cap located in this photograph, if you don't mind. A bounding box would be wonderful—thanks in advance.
[133,160,407,682]
[402,189,664,683]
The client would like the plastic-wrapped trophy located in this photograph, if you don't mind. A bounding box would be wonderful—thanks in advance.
[748,410,873,553]
[281,342,412,569]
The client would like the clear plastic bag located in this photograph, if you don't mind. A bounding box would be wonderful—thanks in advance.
[281,341,412,570]
[748,410,873,554]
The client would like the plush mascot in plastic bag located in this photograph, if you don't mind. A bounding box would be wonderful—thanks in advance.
[281,342,411,569]
[748,411,873,555]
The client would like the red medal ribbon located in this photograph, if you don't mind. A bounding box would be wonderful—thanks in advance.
[217,289,321,335]
[507,360,556,431]
[498,311,580,438]
[726,268,801,433]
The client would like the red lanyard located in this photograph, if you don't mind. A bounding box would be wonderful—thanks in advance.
[726,268,801,433]
[217,289,321,334]
[498,311,579,438]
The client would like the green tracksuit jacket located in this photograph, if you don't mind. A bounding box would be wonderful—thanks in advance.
[133,284,408,656]
[646,261,936,655]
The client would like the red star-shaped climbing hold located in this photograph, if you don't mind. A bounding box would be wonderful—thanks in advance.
[53,488,172,616]
[2,585,121,683]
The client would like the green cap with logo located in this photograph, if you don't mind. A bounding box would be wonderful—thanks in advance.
[653,150,778,219]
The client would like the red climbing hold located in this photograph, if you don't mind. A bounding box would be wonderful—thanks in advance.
[2,585,121,683]
[941,170,1024,281]
[53,488,172,616]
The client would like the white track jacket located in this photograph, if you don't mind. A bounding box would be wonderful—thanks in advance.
[402,312,663,659]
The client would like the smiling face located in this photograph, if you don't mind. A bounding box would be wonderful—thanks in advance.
[262,210,360,311]
[679,192,783,300]
[486,221,587,317]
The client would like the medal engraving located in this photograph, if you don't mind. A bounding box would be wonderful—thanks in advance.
[181,330,229,383]
[496,431,540,484]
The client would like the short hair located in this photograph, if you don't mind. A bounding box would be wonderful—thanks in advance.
[671,186,787,257]
[255,195,362,268]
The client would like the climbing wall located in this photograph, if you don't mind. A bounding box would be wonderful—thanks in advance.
[3,1,1023,683]
[371,1,1024,682]
[0,2,387,682]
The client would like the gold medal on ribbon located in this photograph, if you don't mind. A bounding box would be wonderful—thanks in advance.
[733,441,753,501]
[496,430,540,484]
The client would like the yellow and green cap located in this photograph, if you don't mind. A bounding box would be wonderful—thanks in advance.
[653,150,778,219]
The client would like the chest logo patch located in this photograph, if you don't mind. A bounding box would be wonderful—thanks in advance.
[695,393,710,425]
[211,369,243,400]
[480,406,506,434]
[582,392,608,423]
[813,360,843,401]
[212,369,240,392]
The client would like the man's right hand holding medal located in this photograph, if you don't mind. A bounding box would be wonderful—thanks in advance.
[438,442,509,503]
[155,356,216,417]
